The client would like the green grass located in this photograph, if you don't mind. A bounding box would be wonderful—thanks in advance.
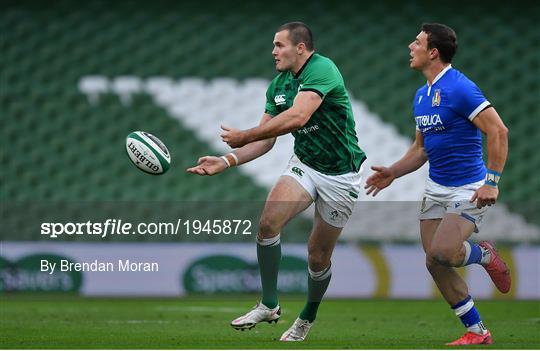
[1,294,539,349]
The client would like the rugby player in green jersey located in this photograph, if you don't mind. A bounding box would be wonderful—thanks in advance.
[188,22,366,341]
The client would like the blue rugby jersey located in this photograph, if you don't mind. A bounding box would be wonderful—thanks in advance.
[413,65,491,186]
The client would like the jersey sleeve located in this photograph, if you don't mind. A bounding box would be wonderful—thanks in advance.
[453,79,491,121]
[298,60,340,99]
[264,83,278,116]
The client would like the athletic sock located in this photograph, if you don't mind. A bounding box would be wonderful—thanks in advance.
[257,234,281,309]
[299,264,332,323]
[461,241,491,266]
[452,295,488,335]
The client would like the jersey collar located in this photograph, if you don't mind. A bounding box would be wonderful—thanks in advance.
[427,64,452,96]
[293,53,315,79]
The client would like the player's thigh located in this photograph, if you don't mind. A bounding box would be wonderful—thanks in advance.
[307,208,343,270]
[420,218,441,253]
[259,175,313,235]
[431,213,476,254]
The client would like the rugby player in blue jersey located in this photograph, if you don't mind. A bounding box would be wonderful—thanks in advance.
[365,23,510,346]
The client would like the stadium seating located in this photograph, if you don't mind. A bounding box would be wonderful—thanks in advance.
[1,0,538,242]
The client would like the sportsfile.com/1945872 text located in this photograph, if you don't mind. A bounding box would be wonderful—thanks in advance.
[40,219,253,239]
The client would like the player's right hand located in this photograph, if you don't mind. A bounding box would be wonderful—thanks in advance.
[364,166,396,196]
[186,156,228,176]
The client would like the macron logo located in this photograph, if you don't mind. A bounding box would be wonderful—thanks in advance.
[274,94,286,105]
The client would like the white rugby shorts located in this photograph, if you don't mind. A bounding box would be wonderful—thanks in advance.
[282,155,363,228]
[419,177,488,232]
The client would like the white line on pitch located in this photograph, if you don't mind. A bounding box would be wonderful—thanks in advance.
[153,305,246,313]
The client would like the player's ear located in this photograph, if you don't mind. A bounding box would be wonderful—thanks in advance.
[430,47,439,60]
[297,42,306,54]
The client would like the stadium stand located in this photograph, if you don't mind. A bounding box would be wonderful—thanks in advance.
[1,0,539,242]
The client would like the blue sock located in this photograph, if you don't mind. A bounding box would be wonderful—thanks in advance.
[462,241,483,266]
[452,295,487,334]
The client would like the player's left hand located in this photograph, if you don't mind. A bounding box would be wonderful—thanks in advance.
[221,125,249,148]
[470,185,499,209]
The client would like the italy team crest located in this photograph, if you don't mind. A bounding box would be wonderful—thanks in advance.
[432,89,441,107]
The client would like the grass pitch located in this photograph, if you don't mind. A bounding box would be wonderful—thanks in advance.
[1,294,539,349]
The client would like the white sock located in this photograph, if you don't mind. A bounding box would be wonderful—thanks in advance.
[480,247,491,265]
[468,321,488,335]
[257,234,280,247]
[461,241,472,266]
[308,264,332,281]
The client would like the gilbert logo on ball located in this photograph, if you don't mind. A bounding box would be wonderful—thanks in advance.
[125,131,171,175]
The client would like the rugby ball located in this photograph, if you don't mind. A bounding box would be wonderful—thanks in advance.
[125,131,171,175]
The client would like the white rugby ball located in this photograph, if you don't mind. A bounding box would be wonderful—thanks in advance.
[125,131,171,175]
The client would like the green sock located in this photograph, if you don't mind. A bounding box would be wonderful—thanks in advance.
[299,265,332,323]
[257,235,281,309]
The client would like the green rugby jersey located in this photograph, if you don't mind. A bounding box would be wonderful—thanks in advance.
[265,53,366,175]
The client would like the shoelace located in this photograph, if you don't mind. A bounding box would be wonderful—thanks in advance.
[292,321,310,336]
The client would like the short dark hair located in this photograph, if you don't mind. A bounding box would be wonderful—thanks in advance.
[277,22,314,51]
[421,23,458,63]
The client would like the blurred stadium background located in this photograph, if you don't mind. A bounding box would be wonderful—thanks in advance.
[1,0,539,308]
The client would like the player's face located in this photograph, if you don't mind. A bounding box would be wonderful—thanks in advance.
[272,30,298,72]
[408,31,431,70]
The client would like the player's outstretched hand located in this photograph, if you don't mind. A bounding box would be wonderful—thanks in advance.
[221,125,249,148]
[470,185,499,209]
[364,166,396,196]
[186,156,227,176]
